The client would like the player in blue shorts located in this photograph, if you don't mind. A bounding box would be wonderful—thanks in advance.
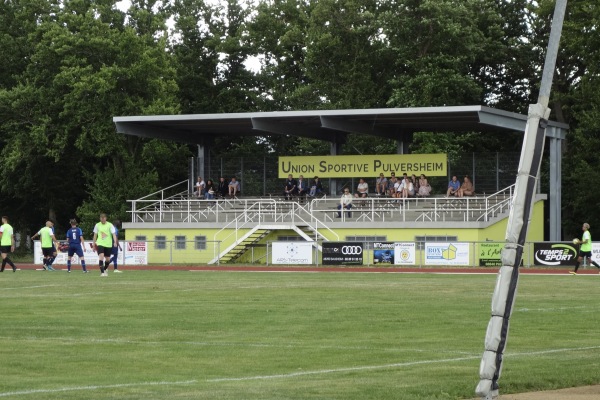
[106,220,123,272]
[66,219,87,273]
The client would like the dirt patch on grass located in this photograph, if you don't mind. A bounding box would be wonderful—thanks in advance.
[471,385,600,399]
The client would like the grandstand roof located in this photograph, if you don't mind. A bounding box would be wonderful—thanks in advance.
[113,105,569,144]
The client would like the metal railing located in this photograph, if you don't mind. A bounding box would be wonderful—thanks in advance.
[128,183,521,226]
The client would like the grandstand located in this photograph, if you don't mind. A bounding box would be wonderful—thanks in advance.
[115,106,561,264]
[123,180,545,264]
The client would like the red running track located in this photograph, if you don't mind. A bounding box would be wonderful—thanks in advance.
[12,264,600,275]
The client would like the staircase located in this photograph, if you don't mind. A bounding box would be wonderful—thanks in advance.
[212,226,272,264]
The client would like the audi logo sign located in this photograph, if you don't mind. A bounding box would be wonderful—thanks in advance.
[341,246,363,255]
[323,242,363,265]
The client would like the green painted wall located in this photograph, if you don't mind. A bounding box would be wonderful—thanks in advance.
[125,201,544,265]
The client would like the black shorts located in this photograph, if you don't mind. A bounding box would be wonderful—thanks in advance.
[579,250,593,258]
[42,247,54,257]
[0,245,11,254]
[97,245,112,258]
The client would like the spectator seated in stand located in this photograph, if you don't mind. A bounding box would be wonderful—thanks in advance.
[308,176,323,198]
[457,175,475,197]
[204,179,216,200]
[193,176,205,198]
[354,178,368,205]
[387,176,398,197]
[337,188,353,218]
[392,177,403,198]
[296,175,308,201]
[375,173,387,196]
[228,176,241,198]
[217,177,228,199]
[283,174,297,200]
[411,174,419,195]
[417,174,432,197]
[446,175,460,197]
[399,176,415,198]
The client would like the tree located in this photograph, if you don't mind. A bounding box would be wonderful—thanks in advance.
[0,0,186,236]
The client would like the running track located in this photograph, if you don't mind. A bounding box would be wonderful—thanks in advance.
[13,264,600,275]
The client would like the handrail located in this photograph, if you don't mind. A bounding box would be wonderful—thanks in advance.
[134,180,189,201]
[128,185,527,225]
[213,199,278,244]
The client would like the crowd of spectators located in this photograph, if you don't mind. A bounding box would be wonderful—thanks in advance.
[193,176,242,199]
[191,172,474,202]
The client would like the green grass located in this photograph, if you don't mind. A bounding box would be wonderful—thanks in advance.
[0,270,599,399]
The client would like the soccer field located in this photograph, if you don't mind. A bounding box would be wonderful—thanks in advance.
[1,270,599,399]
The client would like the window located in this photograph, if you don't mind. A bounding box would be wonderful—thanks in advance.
[345,236,387,250]
[175,236,186,250]
[415,235,458,250]
[155,235,166,250]
[195,236,207,250]
[135,235,147,241]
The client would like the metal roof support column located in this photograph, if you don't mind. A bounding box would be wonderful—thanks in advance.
[330,140,343,196]
[548,127,563,241]
[396,132,412,154]
[197,144,206,184]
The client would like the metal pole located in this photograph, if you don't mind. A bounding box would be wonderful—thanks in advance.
[476,2,567,399]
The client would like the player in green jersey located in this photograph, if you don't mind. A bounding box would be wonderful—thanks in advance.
[0,216,17,272]
[93,213,118,277]
[32,220,60,271]
[570,222,600,274]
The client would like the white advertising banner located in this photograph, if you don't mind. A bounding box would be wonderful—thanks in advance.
[394,242,416,265]
[424,242,470,266]
[124,241,149,265]
[33,241,147,265]
[272,242,313,265]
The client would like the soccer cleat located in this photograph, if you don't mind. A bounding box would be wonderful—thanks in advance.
[67,270,71,273]
[569,271,577,275]
[113,269,123,273]
[101,272,108,277]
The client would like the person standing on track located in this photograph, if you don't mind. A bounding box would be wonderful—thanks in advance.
[570,222,600,275]
[92,213,118,277]
[0,216,17,272]
[66,219,87,273]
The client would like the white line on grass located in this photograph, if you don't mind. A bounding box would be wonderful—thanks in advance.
[0,285,59,291]
[0,380,197,398]
[207,345,600,382]
[16,336,476,355]
[516,305,594,312]
[2,346,599,397]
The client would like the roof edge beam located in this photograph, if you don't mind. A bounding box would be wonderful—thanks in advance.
[320,116,398,139]
[115,122,200,144]
[477,111,526,132]
[251,117,329,141]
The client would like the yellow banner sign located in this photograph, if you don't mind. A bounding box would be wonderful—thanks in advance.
[279,154,447,178]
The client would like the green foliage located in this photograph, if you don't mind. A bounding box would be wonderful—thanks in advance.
[1,0,600,238]
[0,0,183,235]
[76,159,160,236]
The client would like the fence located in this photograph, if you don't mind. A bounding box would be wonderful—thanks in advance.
[199,152,522,197]
[252,240,588,268]
[137,240,222,265]
[129,239,587,268]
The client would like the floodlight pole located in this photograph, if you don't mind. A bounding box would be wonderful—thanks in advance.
[476,1,568,399]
